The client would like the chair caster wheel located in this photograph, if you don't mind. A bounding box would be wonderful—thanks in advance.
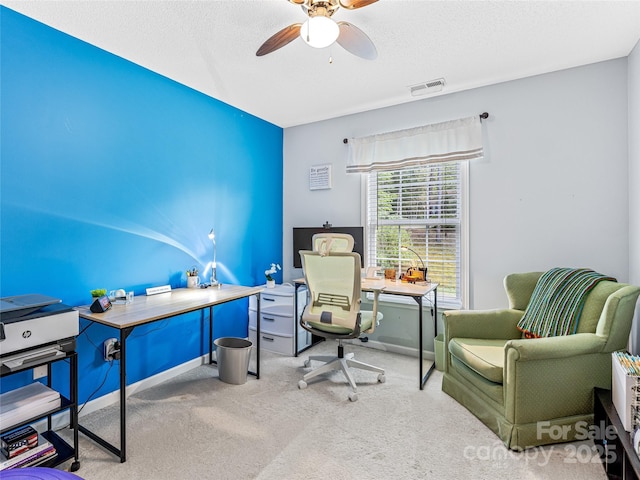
[378,374,386,383]
[348,392,358,402]
[298,380,307,390]
[303,359,311,368]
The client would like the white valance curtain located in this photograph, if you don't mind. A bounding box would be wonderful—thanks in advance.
[346,115,483,173]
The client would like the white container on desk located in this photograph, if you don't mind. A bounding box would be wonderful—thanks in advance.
[249,284,309,356]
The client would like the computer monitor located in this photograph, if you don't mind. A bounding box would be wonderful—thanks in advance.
[293,226,365,268]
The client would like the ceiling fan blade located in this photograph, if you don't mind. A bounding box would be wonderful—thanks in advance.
[256,23,302,57]
[339,0,378,10]
[336,22,377,60]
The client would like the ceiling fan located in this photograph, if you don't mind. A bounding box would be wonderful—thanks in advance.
[256,0,378,60]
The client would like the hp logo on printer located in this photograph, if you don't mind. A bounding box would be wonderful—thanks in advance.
[22,330,32,339]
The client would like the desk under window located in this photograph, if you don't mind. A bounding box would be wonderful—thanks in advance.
[293,278,438,390]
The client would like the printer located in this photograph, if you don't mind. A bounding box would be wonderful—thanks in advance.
[0,294,79,371]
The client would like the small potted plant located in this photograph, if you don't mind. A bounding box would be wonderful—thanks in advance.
[264,263,281,288]
[90,289,107,302]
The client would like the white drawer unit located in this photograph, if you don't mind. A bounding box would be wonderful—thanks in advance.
[254,290,293,311]
[249,284,310,356]
[249,308,293,336]
[249,327,310,357]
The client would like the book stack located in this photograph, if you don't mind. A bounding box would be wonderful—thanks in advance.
[0,383,61,430]
[0,383,61,470]
[612,351,640,431]
[0,429,57,470]
[1,425,38,459]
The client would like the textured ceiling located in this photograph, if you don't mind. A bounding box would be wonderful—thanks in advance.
[3,0,640,128]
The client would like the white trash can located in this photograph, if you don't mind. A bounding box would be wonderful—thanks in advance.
[214,337,253,385]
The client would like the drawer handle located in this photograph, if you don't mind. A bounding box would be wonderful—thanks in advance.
[262,336,275,342]
[263,297,276,302]
[263,317,275,322]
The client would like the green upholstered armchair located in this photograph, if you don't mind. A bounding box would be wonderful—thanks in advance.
[442,272,640,450]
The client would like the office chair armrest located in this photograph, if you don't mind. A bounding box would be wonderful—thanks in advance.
[363,287,383,334]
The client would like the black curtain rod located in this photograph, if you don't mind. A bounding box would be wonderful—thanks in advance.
[343,112,489,144]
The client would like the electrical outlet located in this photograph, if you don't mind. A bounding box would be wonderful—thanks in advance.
[103,338,119,361]
[33,365,47,379]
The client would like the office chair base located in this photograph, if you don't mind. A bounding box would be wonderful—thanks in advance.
[299,353,385,401]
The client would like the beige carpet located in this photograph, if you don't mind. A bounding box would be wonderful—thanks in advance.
[58,342,606,479]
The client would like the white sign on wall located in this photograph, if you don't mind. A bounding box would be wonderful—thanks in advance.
[309,164,332,190]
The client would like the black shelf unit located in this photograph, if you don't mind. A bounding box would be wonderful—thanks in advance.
[0,350,80,472]
[594,388,640,480]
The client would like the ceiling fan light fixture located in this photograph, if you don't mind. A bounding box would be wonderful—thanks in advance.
[300,16,340,49]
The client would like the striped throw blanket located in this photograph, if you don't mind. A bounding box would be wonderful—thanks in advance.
[517,268,616,338]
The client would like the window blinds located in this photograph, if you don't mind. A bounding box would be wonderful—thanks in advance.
[366,162,464,307]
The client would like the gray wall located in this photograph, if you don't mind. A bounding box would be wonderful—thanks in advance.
[283,59,630,351]
[629,39,640,353]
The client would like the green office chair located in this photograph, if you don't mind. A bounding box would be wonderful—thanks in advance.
[298,233,385,402]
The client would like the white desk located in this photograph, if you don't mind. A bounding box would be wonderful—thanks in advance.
[75,285,263,462]
[293,278,438,390]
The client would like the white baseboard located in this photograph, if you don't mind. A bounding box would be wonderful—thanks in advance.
[49,341,428,432]
[344,338,435,360]
[50,353,211,431]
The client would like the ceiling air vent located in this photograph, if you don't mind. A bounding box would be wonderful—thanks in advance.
[410,78,445,97]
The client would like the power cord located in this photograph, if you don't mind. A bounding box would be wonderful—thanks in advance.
[130,319,169,338]
[77,320,94,337]
[77,360,114,416]
[77,320,116,416]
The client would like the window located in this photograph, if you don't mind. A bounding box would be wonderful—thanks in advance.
[350,115,482,308]
[365,160,468,308]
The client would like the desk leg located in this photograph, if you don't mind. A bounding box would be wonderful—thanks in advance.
[209,306,214,365]
[256,293,260,379]
[294,283,300,357]
[433,288,438,337]
[417,296,424,390]
[79,326,131,463]
[247,293,261,379]
[118,327,132,462]
[416,286,438,390]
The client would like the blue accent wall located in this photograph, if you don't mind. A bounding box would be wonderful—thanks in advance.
[0,7,283,402]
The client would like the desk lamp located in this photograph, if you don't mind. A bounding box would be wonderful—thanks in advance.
[208,228,219,286]
[401,245,427,279]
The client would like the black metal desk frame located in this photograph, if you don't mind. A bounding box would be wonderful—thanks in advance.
[77,287,262,463]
